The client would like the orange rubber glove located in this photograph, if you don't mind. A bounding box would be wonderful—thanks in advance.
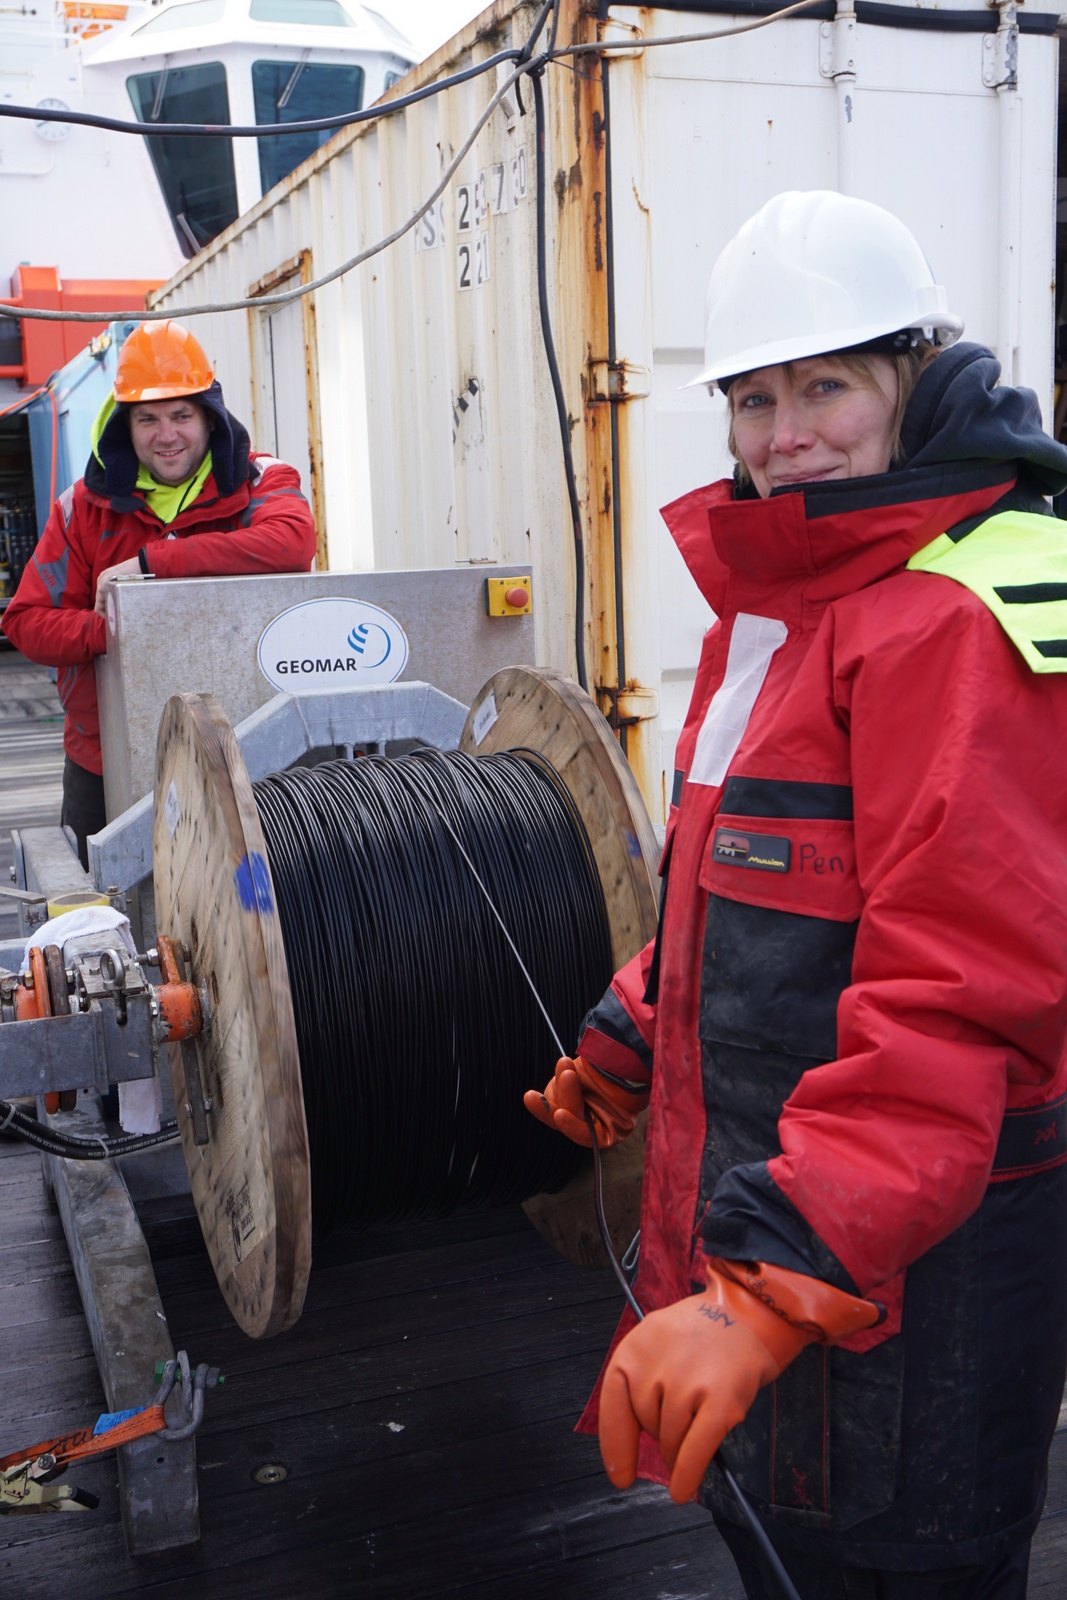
[523,1055,649,1148]
[599,1257,882,1504]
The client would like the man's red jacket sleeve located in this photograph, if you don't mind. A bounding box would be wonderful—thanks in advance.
[2,490,106,665]
[143,458,315,578]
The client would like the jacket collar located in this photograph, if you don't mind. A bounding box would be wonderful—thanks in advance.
[661,462,1019,617]
[80,469,244,528]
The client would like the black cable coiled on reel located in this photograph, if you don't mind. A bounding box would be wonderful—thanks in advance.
[253,747,614,1239]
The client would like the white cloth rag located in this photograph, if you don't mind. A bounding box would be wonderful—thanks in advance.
[23,907,163,1135]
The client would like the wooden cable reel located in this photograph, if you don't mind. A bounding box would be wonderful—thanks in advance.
[152,666,660,1338]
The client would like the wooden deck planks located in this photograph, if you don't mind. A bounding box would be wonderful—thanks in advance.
[0,1128,737,1599]
[3,1121,1066,1599]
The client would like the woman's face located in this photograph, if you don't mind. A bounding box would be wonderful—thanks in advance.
[730,355,899,498]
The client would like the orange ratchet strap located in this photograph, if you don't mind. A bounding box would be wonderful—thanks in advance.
[0,1404,167,1476]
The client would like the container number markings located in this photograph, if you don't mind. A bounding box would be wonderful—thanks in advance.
[458,233,490,291]
[474,169,488,226]
[414,197,445,251]
[511,147,527,206]
[458,170,492,232]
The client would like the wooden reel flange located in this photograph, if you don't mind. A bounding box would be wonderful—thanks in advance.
[153,692,311,1339]
[459,667,660,1270]
[153,668,660,1338]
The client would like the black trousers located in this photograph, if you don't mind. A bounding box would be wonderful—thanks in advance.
[61,757,107,871]
[713,1515,1032,1600]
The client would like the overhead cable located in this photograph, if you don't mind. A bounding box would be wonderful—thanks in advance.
[0,0,826,145]
[0,54,533,325]
[0,45,526,139]
[0,0,831,328]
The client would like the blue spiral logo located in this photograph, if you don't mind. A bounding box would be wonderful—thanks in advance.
[347,621,391,669]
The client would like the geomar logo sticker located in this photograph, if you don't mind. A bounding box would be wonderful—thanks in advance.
[257,598,409,693]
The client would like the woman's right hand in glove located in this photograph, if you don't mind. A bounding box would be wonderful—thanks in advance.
[523,1055,649,1149]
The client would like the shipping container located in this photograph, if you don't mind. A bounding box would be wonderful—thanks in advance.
[149,0,1063,822]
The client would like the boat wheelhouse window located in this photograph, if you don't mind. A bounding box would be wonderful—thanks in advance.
[127,64,239,257]
[252,60,364,194]
[249,0,353,24]
[133,0,227,34]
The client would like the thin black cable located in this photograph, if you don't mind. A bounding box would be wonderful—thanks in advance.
[0,48,524,139]
[531,64,589,694]
[587,1125,804,1600]
[253,748,613,1238]
[513,0,554,116]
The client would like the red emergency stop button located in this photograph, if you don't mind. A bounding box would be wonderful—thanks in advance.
[485,576,533,616]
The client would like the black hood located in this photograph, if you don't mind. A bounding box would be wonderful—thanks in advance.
[899,341,1067,497]
[86,380,251,503]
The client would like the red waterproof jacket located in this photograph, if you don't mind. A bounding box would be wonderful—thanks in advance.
[4,397,315,772]
[575,346,1067,1566]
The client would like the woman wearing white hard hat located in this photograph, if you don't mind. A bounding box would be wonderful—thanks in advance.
[527,191,1067,1595]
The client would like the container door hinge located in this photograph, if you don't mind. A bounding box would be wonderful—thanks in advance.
[819,10,856,79]
[588,360,652,403]
[982,1,1018,90]
[597,684,660,730]
[599,17,644,57]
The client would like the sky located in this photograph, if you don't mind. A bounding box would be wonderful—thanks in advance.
[382,0,487,58]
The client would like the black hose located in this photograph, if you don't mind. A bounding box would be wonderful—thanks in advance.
[0,1103,179,1159]
[588,1126,804,1600]
[531,65,589,694]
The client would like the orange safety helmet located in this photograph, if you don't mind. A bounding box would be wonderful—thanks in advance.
[113,320,214,404]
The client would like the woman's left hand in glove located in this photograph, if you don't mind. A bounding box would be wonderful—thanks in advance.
[598,1257,882,1505]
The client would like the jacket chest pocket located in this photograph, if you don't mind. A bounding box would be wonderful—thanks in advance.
[698,814,862,1061]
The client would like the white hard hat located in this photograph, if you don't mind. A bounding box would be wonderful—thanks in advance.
[691,190,964,391]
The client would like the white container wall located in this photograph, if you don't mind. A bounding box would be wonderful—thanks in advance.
[152,0,1061,823]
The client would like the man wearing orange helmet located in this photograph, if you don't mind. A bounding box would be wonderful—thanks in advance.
[4,320,316,866]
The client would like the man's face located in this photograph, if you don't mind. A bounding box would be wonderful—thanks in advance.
[128,398,212,486]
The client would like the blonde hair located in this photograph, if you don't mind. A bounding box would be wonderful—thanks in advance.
[727,342,938,485]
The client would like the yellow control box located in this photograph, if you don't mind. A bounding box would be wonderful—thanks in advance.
[485,576,533,616]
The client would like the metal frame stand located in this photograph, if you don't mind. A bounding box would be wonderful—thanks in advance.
[6,826,198,1554]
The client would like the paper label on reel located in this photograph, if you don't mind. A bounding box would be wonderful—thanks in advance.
[473,691,498,746]
[165,780,181,838]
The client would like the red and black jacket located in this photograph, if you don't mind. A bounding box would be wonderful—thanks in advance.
[3,385,316,774]
[576,346,1067,1566]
